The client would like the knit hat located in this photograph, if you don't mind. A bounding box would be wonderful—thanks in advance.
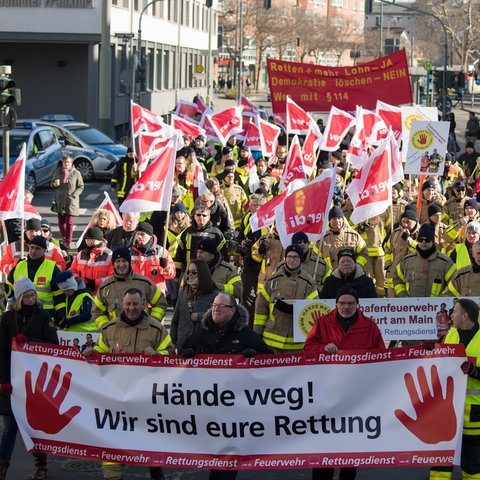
[41,220,51,231]
[418,223,435,240]
[238,158,248,168]
[137,222,153,236]
[292,232,309,245]
[452,180,466,189]
[467,222,480,234]
[328,206,344,220]
[401,205,418,221]
[393,182,403,193]
[422,180,436,191]
[185,147,195,156]
[466,141,475,150]
[127,147,134,154]
[427,203,443,217]
[112,247,131,264]
[172,202,187,214]
[55,270,78,292]
[172,185,181,197]
[26,218,42,231]
[29,235,47,250]
[465,198,479,212]
[285,244,305,262]
[197,238,217,254]
[85,226,103,241]
[13,277,36,299]
[195,135,205,142]
[224,159,236,167]
[222,146,233,155]
[337,248,357,262]
[336,285,359,303]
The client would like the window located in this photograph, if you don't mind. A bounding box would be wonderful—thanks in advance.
[331,0,343,6]
[384,38,400,55]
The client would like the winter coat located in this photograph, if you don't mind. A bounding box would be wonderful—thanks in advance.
[170,288,219,351]
[320,265,377,299]
[0,305,58,415]
[50,166,84,216]
[181,303,273,355]
[304,308,385,353]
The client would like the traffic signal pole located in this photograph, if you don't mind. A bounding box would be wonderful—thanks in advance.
[0,65,16,175]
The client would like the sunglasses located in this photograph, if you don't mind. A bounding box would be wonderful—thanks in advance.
[418,237,433,243]
[195,213,209,218]
[41,228,49,233]
[186,270,198,275]
[455,188,466,192]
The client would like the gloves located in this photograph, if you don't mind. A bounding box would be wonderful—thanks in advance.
[181,348,196,359]
[85,278,96,292]
[258,240,269,254]
[401,231,410,241]
[14,333,28,345]
[0,383,12,395]
[422,340,436,351]
[159,257,168,269]
[241,348,257,358]
[275,299,294,314]
[461,360,477,377]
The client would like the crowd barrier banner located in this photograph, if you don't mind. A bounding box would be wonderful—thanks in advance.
[11,340,467,470]
[267,50,412,113]
[293,297,480,343]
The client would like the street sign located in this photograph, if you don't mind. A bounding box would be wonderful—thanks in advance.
[423,61,433,72]
[195,64,205,74]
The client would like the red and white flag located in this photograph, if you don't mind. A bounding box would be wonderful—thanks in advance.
[201,113,221,143]
[131,101,164,138]
[120,136,178,213]
[138,133,171,171]
[302,121,323,177]
[0,143,25,221]
[278,136,306,192]
[376,100,402,141]
[243,117,262,151]
[386,128,404,185]
[75,192,122,248]
[286,97,312,135]
[206,106,243,144]
[274,169,336,248]
[175,99,198,120]
[171,114,206,141]
[320,106,356,151]
[346,134,393,225]
[24,201,41,220]
[249,191,288,232]
[258,117,281,157]
[347,106,387,168]
[196,96,210,115]
[239,93,259,117]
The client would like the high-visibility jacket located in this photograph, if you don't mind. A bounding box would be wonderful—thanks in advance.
[70,246,113,294]
[63,288,96,332]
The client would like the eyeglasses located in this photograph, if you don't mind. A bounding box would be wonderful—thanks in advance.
[195,213,209,218]
[418,237,433,243]
[286,255,300,260]
[186,270,198,275]
[212,303,235,310]
[41,228,49,233]
[337,301,356,307]
[296,240,308,244]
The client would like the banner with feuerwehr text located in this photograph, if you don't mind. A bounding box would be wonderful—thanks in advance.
[11,340,466,470]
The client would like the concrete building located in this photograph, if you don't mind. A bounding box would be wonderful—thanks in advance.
[0,0,218,140]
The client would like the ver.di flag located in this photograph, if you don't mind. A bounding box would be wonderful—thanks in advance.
[274,169,335,248]
[320,106,356,152]
[286,96,312,135]
[131,101,164,138]
[120,136,178,213]
[278,136,306,192]
[0,143,25,221]
[249,191,288,232]
[206,106,243,145]
[346,134,393,225]
[302,121,323,178]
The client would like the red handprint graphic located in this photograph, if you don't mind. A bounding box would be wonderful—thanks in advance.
[25,362,81,434]
[395,365,456,444]
[417,133,428,145]
[309,310,323,329]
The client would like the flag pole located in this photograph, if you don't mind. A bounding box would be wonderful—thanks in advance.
[20,217,24,259]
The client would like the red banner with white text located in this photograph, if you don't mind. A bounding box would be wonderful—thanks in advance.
[267,50,412,113]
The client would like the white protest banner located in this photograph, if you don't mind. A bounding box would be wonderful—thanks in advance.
[404,121,450,175]
[293,297,479,342]
[12,341,466,470]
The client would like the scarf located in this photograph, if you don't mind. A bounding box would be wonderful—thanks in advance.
[62,166,73,183]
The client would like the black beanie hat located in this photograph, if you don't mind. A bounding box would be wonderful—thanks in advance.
[285,244,305,262]
[336,285,359,303]
[422,180,436,191]
[328,206,344,220]
[26,218,42,231]
[418,223,435,240]
[292,232,309,244]
[465,198,479,212]
[29,235,47,250]
[137,222,154,236]
[401,206,418,221]
[427,203,443,217]
[337,248,357,262]
[112,247,131,264]
[85,226,104,241]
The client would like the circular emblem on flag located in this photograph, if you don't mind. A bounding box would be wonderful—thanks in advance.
[411,129,434,150]
[297,302,332,337]
[403,114,423,130]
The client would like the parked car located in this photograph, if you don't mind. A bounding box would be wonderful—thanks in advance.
[39,115,127,160]
[36,121,117,181]
[0,121,64,194]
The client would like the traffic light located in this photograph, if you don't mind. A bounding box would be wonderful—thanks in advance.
[0,76,15,108]
[264,0,271,9]
[206,0,212,7]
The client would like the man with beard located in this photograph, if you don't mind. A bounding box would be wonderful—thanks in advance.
[444,240,480,296]
[105,211,139,250]
[443,180,471,225]
[449,221,480,269]
[393,224,455,297]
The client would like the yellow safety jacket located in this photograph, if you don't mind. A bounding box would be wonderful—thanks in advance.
[63,291,96,332]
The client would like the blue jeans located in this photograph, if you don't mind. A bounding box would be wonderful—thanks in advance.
[0,415,18,463]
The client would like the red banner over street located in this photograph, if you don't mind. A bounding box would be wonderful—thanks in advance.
[267,50,412,113]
